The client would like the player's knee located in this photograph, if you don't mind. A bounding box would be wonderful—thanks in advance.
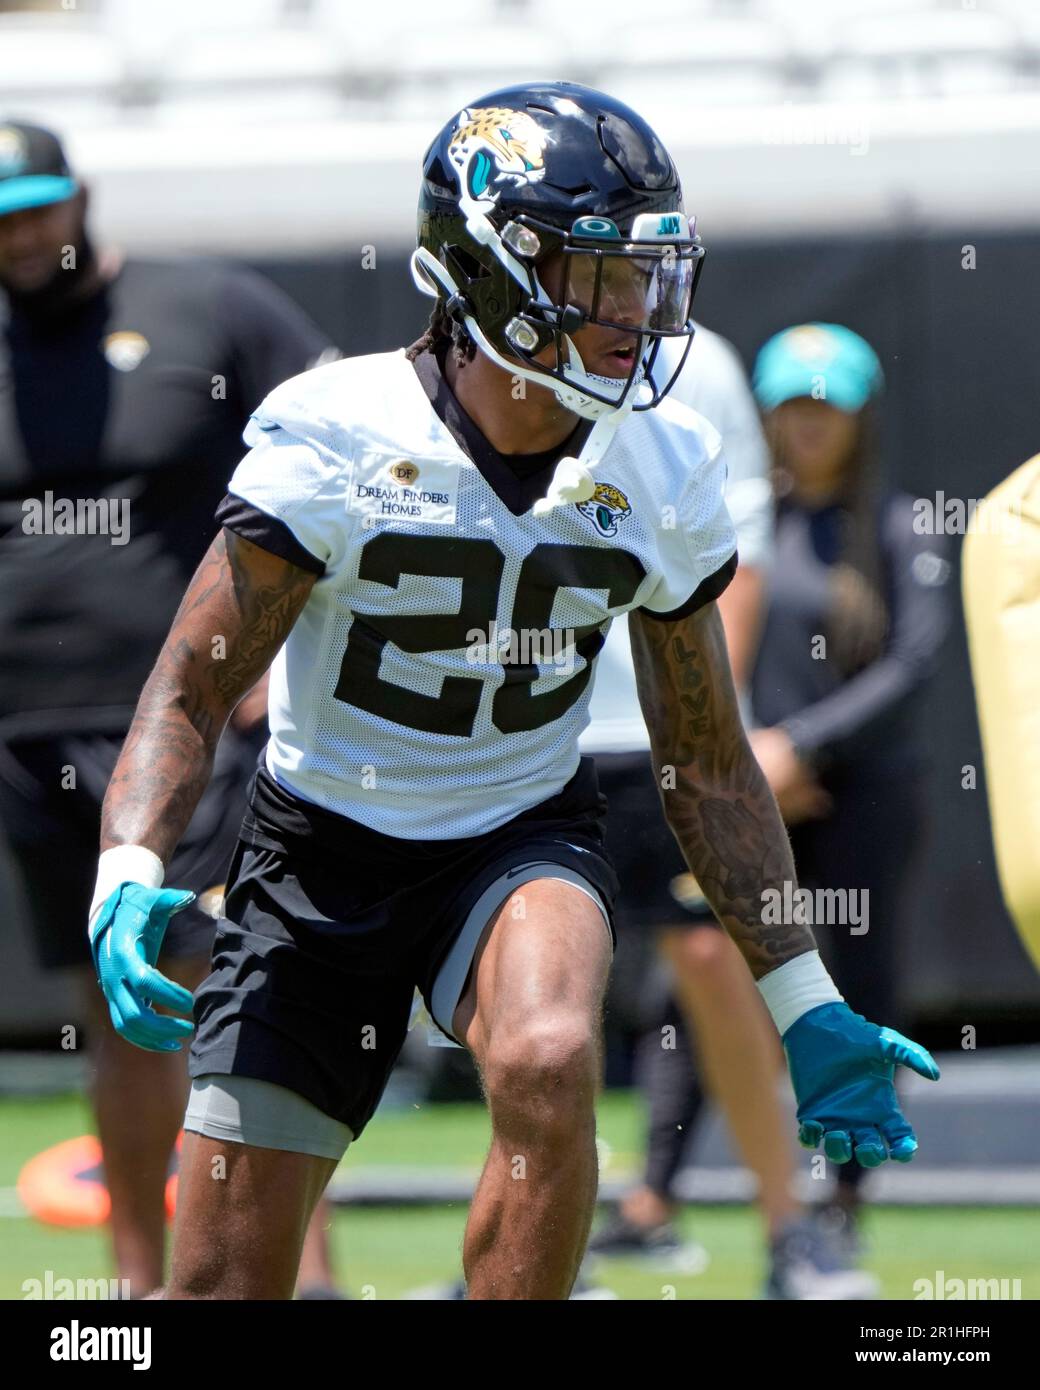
[166,1261,223,1300]
[167,1232,240,1299]
[484,1017,598,1132]
[169,1232,294,1300]
[168,1268,282,1300]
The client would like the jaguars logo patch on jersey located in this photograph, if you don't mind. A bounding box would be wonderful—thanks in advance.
[448,106,547,206]
[577,482,632,538]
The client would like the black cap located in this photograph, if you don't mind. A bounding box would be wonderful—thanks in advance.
[0,121,78,218]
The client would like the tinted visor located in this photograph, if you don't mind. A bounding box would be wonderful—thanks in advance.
[561,243,701,335]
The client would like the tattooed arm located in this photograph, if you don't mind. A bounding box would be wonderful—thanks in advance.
[100,529,316,862]
[630,598,942,1161]
[629,599,815,980]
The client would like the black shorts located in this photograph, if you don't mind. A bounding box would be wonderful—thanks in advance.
[189,757,618,1139]
[0,724,268,970]
[595,750,721,932]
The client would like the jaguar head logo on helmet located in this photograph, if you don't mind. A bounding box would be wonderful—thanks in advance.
[448,106,548,207]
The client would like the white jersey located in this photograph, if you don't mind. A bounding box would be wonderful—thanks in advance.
[221,348,736,839]
[580,324,774,755]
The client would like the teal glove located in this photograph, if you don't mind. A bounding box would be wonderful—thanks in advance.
[89,883,197,1053]
[784,1001,940,1166]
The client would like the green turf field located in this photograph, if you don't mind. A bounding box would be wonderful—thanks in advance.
[2,1091,1036,1300]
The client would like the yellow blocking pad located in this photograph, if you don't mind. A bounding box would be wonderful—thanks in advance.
[962,454,1040,974]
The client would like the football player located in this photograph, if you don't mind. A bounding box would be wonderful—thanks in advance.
[88,83,939,1299]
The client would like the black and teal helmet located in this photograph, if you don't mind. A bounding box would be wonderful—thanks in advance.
[412,81,705,420]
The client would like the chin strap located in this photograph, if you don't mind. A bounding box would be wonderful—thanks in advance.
[411,247,648,423]
[531,406,631,517]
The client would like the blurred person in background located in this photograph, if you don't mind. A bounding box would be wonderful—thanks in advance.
[0,120,342,1298]
[583,324,878,1299]
[747,322,952,1247]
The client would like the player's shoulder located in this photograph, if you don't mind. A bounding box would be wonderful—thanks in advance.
[610,398,727,530]
[119,255,251,298]
[252,348,417,442]
[110,257,217,317]
[115,257,300,333]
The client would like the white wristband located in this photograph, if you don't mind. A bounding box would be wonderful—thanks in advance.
[89,845,165,934]
[756,950,844,1037]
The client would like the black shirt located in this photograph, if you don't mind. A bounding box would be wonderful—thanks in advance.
[750,491,952,776]
[0,258,332,728]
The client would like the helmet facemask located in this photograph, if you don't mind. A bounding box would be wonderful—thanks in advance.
[412,205,705,422]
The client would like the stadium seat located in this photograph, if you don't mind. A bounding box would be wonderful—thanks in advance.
[381,24,571,119]
[822,9,1022,101]
[311,0,500,66]
[601,18,792,108]
[102,0,340,95]
[153,88,347,129]
[529,0,718,41]
[103,0,285,53]
[163,28,343,94]
[0,13,123,103]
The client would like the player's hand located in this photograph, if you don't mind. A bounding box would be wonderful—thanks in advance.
[783,1002,940,1166]
[89,883,197,1052]
[748,726,831,824]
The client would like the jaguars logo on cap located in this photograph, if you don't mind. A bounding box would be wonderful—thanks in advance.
[103,331,150,372]
[784,325,836,363]
[0,127,28,177]
[577,482,632,538]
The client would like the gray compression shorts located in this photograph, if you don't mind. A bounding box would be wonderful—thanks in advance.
[184,861,609,1160]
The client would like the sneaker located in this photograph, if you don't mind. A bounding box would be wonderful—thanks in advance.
[765,1215,879,1300]
[402,1278,467,1300]
[810,1200,864,1262]
[585,1213,710,1276]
